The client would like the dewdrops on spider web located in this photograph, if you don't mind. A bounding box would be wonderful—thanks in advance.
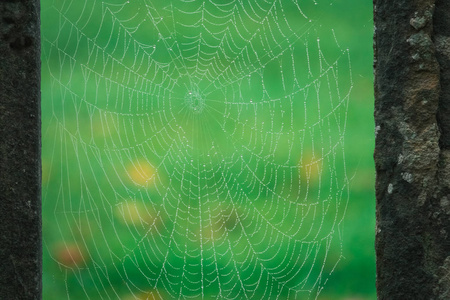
[121,289,168,300]
[202,204,243,243]
[41,0,352,298]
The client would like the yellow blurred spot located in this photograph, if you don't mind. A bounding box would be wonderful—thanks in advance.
[41,159,50,185]
[202,222,224,242]
[115,201,157,226]
[299,152,322,184]
[127,159,156,187]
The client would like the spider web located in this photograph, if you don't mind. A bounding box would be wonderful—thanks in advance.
[41,0,352,299]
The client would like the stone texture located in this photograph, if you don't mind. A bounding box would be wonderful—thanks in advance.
[375,0,450,298]
[0,0,41,299]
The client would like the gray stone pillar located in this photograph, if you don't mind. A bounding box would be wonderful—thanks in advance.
[0,0,41,299]
[375,0,450,298]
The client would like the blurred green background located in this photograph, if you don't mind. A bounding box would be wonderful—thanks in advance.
[41,0,374,299]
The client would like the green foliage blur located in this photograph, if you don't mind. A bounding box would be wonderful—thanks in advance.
[41,0,374,299]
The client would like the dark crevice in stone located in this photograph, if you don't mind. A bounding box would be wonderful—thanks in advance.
[3,16,15,24]
[9,35,32,50]
[432,2,450,299]
[435,2,450,150]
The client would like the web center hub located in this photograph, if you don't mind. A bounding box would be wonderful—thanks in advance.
[186,91,205,113]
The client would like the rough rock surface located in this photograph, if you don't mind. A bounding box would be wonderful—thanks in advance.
[0,0,41,299]
[375,0,450,298]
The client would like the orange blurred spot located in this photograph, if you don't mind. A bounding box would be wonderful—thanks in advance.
[127,159,156,187]
[54,243,86,267]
